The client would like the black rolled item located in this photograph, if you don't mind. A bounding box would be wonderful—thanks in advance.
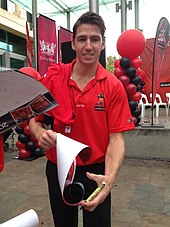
[63,182,85,205]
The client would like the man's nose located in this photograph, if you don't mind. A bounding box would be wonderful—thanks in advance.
[85,39,92,49]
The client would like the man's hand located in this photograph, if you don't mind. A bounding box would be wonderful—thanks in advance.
[79,172,114,212]
[36,128,56,150]
[29,119,56,151]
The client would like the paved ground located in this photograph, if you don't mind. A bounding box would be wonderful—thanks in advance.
[1,153,170,227]
[1,108,170,226]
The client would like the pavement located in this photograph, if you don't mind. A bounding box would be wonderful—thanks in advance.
[1,108,170,226]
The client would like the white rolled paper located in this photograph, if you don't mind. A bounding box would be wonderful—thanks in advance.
[0,209,39,227]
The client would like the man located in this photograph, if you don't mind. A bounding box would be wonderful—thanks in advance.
[29,11,135,227]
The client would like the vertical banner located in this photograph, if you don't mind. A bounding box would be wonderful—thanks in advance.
[26,21,34,67]
[58,26,73,62]
[152,17,170,105]
[37,14,57,76]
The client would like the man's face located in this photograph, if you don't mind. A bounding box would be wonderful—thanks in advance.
[72,24,105,65]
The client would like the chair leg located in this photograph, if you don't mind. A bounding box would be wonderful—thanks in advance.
[141,106,145,118]
[166,107,168,116]
[156,106,159,117]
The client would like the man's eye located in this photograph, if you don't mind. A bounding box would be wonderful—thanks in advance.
[91,38,100,42]
[77,38,86,42]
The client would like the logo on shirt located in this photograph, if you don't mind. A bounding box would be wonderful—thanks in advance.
[94,93,105,111]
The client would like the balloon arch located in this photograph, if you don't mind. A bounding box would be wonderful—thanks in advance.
[114,29,146,126]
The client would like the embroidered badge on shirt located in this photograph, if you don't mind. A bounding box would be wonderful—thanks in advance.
[94,93,105,111]
[65,125,71,133]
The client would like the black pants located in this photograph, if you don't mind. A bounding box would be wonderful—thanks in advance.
[46,160,111,227]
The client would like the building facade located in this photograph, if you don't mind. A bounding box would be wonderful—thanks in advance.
[0,0,33,70]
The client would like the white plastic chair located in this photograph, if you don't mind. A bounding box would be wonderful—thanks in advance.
[165,93,170,114]
[150,93,168,117]
[138,93,152,118]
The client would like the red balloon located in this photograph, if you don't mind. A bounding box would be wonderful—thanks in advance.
[19,148,31,159]
[117,29,146,59]
[125,83,137,95]
[119,75,130,86]
[19,67,41,80]
[130,58,142,69]
[129,92,142,102]
[135,68,140,75]
[114,67,125,78]
[16,140,26,150]
[23,124,30,136]
[114,59,120,68]
[19,121,29,128]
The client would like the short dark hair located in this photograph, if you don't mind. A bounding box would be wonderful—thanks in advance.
[72,11,106,40]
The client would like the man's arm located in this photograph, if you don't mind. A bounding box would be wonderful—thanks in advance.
[104,132,125,193]
[29,118,56,150]
[79,132,125,211]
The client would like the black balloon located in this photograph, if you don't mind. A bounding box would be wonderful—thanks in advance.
[120,57,130,68]
[140,81,146,87]
[26,140,36,152]
[18,133,29,143]
[130,76,141,86]
[32,147,44,157]
[132,107,141,118]
[125,67,136,78]
[136,116,141,125]
[136,85,142,92]
[15,125,23,134]
[129,100,138,111]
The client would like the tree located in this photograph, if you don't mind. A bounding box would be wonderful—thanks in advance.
[106,56,117,74]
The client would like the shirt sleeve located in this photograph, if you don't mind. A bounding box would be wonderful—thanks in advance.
[108,80,135,133]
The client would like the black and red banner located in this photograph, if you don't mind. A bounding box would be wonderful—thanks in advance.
[37,14,57,76]
[58,26,73,62]
[152,17,170,105]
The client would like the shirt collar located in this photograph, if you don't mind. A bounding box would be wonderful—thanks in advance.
[69,59,107,81]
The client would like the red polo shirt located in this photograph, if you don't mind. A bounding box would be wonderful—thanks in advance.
[37,60,135,166]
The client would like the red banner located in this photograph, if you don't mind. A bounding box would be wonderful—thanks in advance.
[37,14,57,76]
[58,26,73,62]
[26,21,34,67]
[141,38,170,103]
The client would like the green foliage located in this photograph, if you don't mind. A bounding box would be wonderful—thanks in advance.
[106,56,117,74]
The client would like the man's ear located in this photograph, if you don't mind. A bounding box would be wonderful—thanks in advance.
[101,41,105,50]
[71,41,75,51]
